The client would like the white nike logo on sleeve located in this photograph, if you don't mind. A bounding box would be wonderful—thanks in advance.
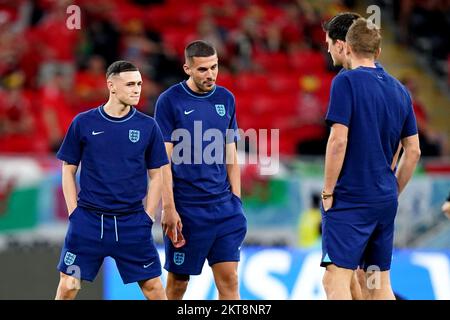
[184,110,194,115]
[92,131,104,135]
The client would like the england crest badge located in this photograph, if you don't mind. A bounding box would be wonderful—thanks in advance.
[215,104,226,116]
[129,129,140,143]
[174,252,185,265]
[64,251,76,266]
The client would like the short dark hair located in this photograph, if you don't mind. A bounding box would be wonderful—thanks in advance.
[106,60,138,78]
[184,40,216,63]
[322,12,362,43]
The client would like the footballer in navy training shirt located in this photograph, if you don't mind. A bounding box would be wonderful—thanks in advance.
[155,40,247,300]
[55,61,168,300]
[320,19,420,300]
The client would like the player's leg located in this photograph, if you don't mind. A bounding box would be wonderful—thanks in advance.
[138,277,167,300]
[55,272,81,300]
[113,210,166,299]
[55,207,103,300]
[362,199,397,300]
[366,270,395,300]
[166,272,190,300]
[163,204,214,299]
[350,268,371,300]
[320,199,376,300]
[211,261,239,299]
[208,194,246,300]
[350,270,363,300]
[356,267,370,299]
[322,264,354,299]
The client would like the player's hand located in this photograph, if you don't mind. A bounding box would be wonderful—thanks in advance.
[442,201,450,219]
[322,197,333,212]
[161,207,186,248]
[166,222,186,248]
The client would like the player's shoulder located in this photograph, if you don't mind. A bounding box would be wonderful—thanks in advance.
[72,106,101,123]
[216,84,235,97]
[339,66,379,83]
[212,85,236,105]
[331,71,351,86]
[391,76,412,101]
[158,82,183,99]
[133,108,158,126]
[342,67,368,77]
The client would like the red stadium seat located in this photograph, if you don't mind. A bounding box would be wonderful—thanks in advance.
[233,72,270,94]
[253,52,290,72]
[289,50,326,74]
[161,28,198,58]
[216,72,235,91]
[267,72,301,93]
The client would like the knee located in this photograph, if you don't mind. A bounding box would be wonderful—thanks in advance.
[56,274,80,300]
[216,270,238,293]
[322,272,333,294]
[167,276,189,296]
[140,279,166,300]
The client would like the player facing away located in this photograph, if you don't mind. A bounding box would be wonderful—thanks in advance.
[54,61,169,300]
[323,11,373,300]
[154,40,247,300]
[324,12,362,70]
[320,18,421,300]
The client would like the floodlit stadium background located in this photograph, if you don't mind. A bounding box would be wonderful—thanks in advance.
[0,0,449,299]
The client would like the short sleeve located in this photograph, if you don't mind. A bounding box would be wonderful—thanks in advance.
[325,75,353,127]
[56,116,82,165]
[154,93,176,142]
[401,94,418,138]
[145,121,170,169]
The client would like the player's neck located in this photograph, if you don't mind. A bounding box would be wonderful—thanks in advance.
[349,57,376,69]
[186,78,207,94]
[103,100,132,118]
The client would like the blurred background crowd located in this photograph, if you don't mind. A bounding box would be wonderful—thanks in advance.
[0,0,448,156]
[0,0,449,299]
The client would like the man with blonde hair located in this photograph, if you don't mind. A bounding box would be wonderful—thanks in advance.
[320,18,421,300]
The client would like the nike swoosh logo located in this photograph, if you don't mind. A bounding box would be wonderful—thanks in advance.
[143,262,155,268]
[92,131,104,135]
[184,110,194,115]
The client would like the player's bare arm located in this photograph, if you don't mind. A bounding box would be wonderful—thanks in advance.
[391,143,402,171]
[396,134,421,194]
[226,142,241,198]
[145,168,163,221]
[161,142,184,247]
[323,123,348,210]
[61,161,78,215]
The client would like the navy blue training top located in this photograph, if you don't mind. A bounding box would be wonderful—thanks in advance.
[154,81,239,205]
[57,105,169,213]
[326,64,418,202]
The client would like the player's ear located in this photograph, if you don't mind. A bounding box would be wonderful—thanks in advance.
[183,63,191,76]
[375,47,381,59]
[344,42,351,57]
[107,79,115,94]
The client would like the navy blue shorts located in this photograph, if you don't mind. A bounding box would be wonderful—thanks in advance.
[320,197,398,271]
[57,206,162,284]
[164,194,247,275]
